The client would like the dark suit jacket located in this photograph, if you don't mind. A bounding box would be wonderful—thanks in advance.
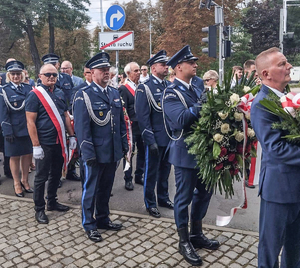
[0,73,7,85]
[251,84,300,203]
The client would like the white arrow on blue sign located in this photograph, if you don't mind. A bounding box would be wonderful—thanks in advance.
[105,5,126,31]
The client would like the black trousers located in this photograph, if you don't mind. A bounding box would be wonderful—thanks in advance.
[33,144,64,212]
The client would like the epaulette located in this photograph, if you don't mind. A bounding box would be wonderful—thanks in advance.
[143,78,150,84]
[2,84,9,89]
[168,83,176,89]
[81,85,90,91]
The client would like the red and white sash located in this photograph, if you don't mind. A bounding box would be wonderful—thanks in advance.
[32,86,69,171]
[124,80,136,96]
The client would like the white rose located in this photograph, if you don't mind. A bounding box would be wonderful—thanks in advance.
[243,86,251,93]
[235,131,244,142]
[247,128,255,138]
[220,123,231,134]
[234,112,244,121]
[218,112,228,120]
[230,93,240,103]
[213,133,224,143]
[245,113,251,120]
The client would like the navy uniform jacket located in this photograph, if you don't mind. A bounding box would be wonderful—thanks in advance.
[25,84,68,145]
[56,73,74,105]
[135,75,170,147]
[251,85,300,203]
[73,82,128,163]
[161,78,204,169]
[0,73,7,86]
[0,82,32,137]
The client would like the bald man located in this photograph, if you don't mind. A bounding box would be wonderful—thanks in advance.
[251,47,300,267]
[61,61,84,87]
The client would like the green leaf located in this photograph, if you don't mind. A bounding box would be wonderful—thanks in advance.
[213,142,221,159]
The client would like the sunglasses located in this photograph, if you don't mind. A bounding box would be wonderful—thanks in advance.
[42,73,58,78]
[10,72,22,76]
[205,79,212,82]
[141,69,147,71]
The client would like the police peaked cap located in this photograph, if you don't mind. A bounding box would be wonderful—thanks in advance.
[85,52,111,69]
[5,60,24,72]
[146,50,168,66]
[167,45,198,69]
[42,53,60,64]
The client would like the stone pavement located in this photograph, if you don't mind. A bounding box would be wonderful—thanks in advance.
[0,194,259,268]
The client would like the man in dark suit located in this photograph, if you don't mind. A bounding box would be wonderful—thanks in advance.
[73,52,128,242]
[119,62,145,190]
[162,45,220,266]
[251,47,300,268]
[135,50,173,218]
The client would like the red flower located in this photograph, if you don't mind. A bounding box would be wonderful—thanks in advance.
[219,147,227,157]
[233,169,239,175]
[228,153,236,162]
[237,144,243,154]
[233,159,238,165]
[215,163,223,170]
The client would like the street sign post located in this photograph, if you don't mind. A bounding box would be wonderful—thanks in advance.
[105,5,126,31]
[99,31,134,50]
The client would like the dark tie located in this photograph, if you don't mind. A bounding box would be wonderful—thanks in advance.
[104,89,109,99]
[162,81,167,88]
[17,85,22,91]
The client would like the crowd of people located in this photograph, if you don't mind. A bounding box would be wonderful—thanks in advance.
[0,45,297,267]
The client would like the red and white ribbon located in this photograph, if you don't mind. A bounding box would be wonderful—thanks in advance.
[281,92,300,117]
[33,86,69,171]
[238,93,255,116]
[123,107,133,171]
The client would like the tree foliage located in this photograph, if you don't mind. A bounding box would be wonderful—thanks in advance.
[241,0,281,55]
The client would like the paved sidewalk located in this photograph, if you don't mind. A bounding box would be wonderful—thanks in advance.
[0,194,258,268]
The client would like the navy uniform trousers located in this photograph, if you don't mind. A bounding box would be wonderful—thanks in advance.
[144,145,171,208]
[174,167,212,228]
[82,162,117,231]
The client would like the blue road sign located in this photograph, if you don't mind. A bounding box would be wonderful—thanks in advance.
[106,5,126,31]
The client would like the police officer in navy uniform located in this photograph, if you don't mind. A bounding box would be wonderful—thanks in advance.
[41,53,80,183]
[161,45,220,266]
[0,60,33,196]
[135,50,173,218]
[73,52,128,242]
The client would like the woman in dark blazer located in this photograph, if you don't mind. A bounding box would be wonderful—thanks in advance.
[0,60,33,197]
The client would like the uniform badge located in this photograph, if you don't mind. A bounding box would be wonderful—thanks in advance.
[93,87,98,92]
[99,111,103,116]
[157,88,160,92]
[179,85,186,91]
[14,102,17,107]
[158,102,161,107]
[153,79,158,85]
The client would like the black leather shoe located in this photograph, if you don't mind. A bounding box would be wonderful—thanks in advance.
[125,181,134,191]
[135,177,144,185]
[13,185,24,197]
[147,207,161,218]
[35,211,49,224]
[66,173,81,181]
[87,229,103,242]
[47,202,70,212]
[245,181,255,189]
[158,200,174,210]
[178,227,203,266]
[97,220,123,231]
[190,233,220,250]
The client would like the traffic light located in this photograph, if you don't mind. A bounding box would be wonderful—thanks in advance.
[223,40,232,58]
[202,25,217,58]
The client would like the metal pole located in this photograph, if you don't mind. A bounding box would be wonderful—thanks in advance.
[149,18,152,58]
[100,0,104,32]
[116,51,119,85]
[280,9,284,53]
[219,23,223,86]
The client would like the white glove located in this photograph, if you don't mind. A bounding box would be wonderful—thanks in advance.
[33,146,44,160]
[69,137,77,150]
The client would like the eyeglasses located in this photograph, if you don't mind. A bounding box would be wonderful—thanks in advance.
[61,67,70,70]
[41,73,58,78]
[133,69,140,73]
[10,72,22,76]
[141,69,147,71]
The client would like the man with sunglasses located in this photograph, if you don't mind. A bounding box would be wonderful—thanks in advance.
[25,64,76,224]
[73,52,128,242]
[135,50,173,218]
[139,65,149,83]
[161,45,220,266]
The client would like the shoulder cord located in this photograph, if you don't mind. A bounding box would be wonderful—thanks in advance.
[161,88,188,141]
[144,84,162,112]
[2,88,25,111]
[82,91,111,126]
